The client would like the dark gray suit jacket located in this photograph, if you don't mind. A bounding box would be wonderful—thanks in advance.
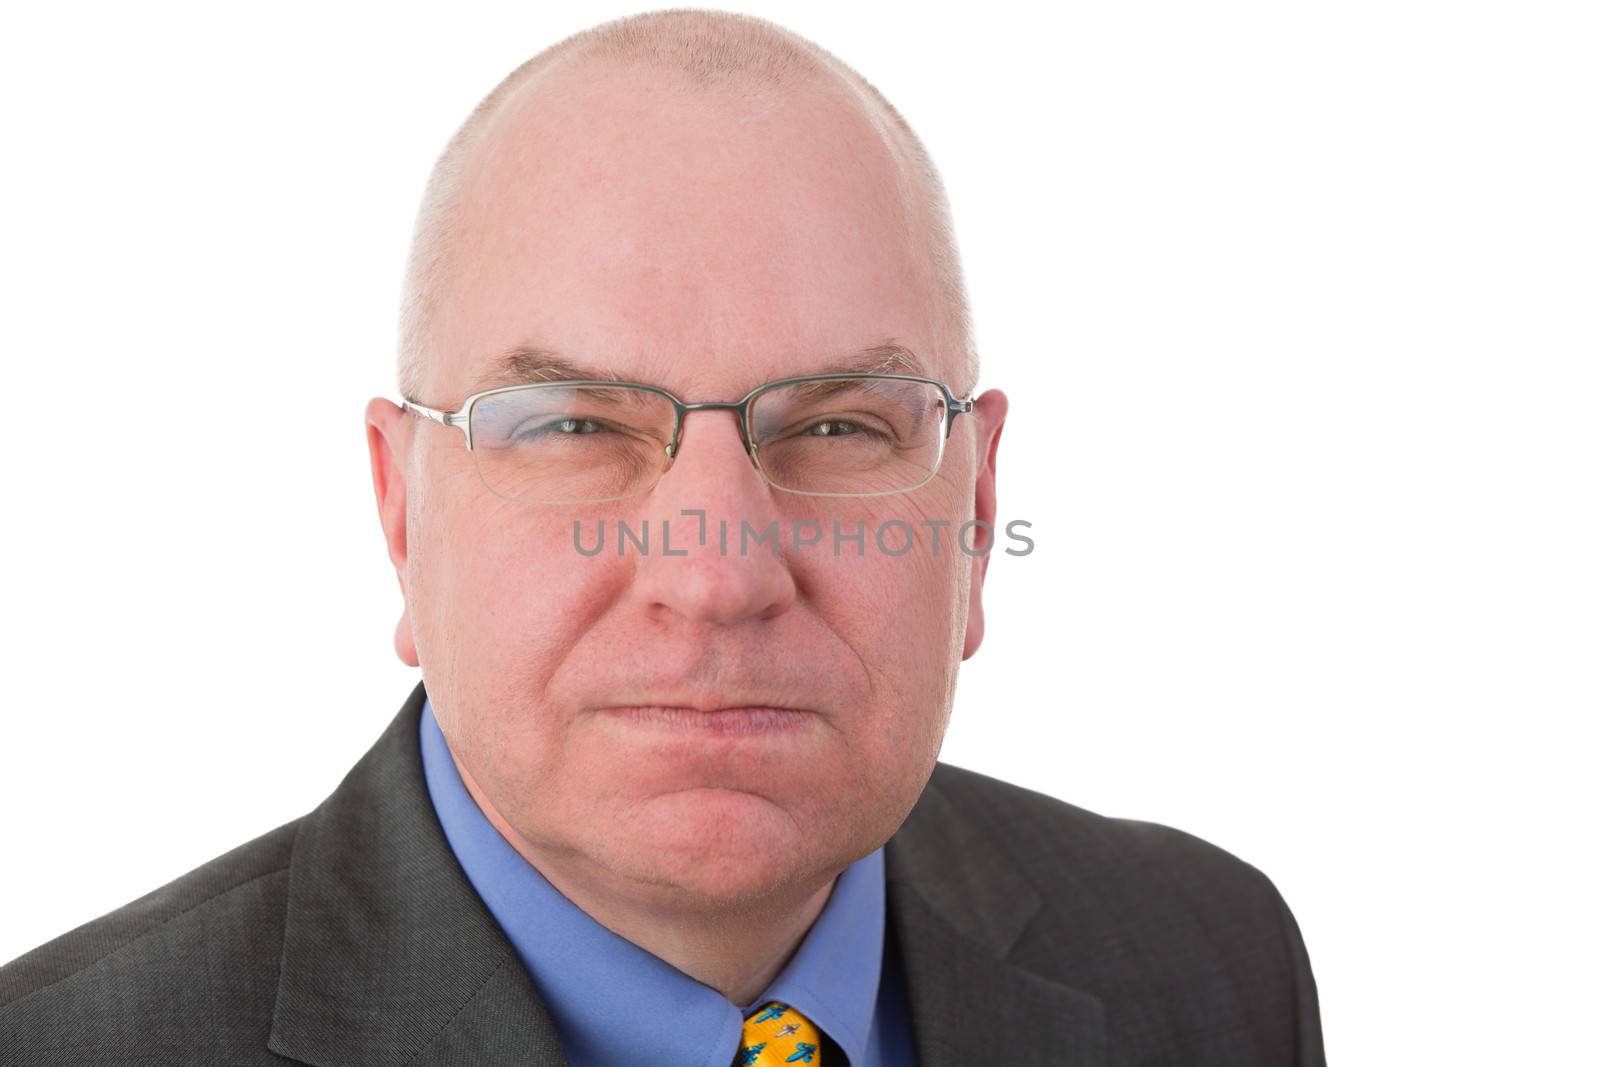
[1,683,1325,1065]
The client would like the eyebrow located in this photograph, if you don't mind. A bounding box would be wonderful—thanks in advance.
[469,349,624,393]
[468,341,933,396]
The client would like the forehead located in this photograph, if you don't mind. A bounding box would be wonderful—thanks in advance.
[430,59,945,397]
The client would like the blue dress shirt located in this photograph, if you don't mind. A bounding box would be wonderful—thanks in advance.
[419,697,917,1067]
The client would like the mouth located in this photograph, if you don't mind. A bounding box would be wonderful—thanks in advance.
[596,705,814,736]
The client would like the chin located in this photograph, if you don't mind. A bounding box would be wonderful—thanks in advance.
[632,853,817,910]
[606,797,833,902]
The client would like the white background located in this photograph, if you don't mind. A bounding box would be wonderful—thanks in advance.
[2,1,1595,1060]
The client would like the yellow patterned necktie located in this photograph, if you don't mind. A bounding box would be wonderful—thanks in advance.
[732,1000,824,1065]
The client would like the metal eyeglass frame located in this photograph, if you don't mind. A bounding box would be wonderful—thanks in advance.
[400,371,977,500]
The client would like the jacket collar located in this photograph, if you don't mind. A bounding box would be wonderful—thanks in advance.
[269,682,1104,1066]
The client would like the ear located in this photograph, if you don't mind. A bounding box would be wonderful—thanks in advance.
[365,397,420,668]
[962,388,1008,660]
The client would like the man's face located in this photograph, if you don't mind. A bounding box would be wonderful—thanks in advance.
[368,63,1005,909]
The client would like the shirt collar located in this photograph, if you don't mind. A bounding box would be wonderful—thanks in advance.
[419,695,886,1067]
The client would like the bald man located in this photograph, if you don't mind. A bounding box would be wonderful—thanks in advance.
[0,11,1324,1067]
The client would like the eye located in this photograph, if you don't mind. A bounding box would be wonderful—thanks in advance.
[515,416,610,440]
[802,418,894,441]
[552,418,604,435]
[806,418,860,436]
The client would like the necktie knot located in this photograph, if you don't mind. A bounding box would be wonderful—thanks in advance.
[733,1000,824,1065]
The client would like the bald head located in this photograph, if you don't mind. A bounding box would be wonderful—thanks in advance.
[398,9,976,401]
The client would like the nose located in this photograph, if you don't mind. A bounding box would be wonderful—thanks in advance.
[627,407,797,626]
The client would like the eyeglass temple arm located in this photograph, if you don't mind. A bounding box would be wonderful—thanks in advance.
[944,393,976,437]
[401,399,471,441]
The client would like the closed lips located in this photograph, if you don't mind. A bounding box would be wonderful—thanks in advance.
[599,705,813,733]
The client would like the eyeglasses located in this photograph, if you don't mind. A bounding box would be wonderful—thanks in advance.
[400,372,976,504]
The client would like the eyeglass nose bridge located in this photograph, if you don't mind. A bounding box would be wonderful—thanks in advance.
[663,399,760,463]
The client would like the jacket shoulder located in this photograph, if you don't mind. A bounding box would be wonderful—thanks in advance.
[0,817,300,1061]
[926,759,1285,911]
[922,761,1323,1064]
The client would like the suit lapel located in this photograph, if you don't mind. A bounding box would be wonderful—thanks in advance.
[268,681,570,1067]
[885,766,1107,1066]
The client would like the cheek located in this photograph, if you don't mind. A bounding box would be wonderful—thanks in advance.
[414,505,635,766]
[433,504,620,642]
[804,492,968,652]
[791,527,962,767]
